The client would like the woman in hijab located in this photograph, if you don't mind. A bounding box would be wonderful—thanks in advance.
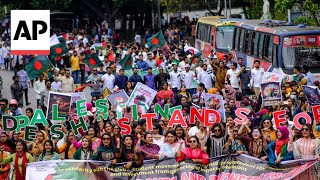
[266,126,293,165]
[222,85,236,103]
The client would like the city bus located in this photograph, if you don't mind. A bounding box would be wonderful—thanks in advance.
[195,16,242,59]
[232,20,320,81]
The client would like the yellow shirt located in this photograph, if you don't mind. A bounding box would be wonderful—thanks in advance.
[70,55,80,71]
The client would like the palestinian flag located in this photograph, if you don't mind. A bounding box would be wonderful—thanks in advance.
[189,51,202,68]
[50,37,68,62]
[119,53,133,70]
[147,31,165,51]
[26,56,52,80]
[84,54,100,68]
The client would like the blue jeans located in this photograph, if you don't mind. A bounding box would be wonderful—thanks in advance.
[72,70,80,84]
[172,88,179,101]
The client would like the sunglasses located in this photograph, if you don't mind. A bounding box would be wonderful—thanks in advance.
[9,105,17,107]
[301,128,309,131]
[213,129,221,132]
[189,140,196,143]
[103,137,111,140]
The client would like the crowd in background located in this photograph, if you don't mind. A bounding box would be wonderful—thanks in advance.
[0,17,319,180]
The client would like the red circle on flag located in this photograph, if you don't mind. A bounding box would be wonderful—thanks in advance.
[55,47,62,54]
[34,61,42,70]
[89,58,96,65]
[152,38,159,45]
[56,56,61,61]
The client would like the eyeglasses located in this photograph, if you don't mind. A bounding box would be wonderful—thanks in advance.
[189,140,196,143]
[301,128,309,131]
[213,129,221,132]
[103,137,111,140]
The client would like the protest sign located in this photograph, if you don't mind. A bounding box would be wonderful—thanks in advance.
[262,72,283,83]
[204,93,226,122]
[107,90,129,108]
[70,92,86,115]
[302,85,320,106]
[46,92,72,120]
[261,82,282,106]
[26,155,318,180]
[127,82,157,108]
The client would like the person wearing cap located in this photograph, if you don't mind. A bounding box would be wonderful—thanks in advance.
[146,53,157,68]
[181,64,196,96]
[136,54,149,71]
[155,67,170,91]
[169,64,181,99]
[226,62,240,90]
[144,67,156,90]
[178,56,189,72]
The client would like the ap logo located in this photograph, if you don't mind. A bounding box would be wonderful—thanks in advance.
[11,10,50,55]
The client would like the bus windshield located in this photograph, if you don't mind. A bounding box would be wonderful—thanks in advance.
[282,35,320,70]
[216,26,234,50]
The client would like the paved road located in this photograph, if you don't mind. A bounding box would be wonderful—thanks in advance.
[0,69,92,113]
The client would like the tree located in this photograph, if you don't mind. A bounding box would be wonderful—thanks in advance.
[275,0,320,26]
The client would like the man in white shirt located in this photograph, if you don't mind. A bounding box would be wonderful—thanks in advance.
[34,74,46,106]
[2,43,10,70]
[0,44,3,70]
[226,62,240,89]
[199,64,215,90]
[101,67,115,92]
[169,64,181,99]
[195,60,204,79]
[181,64,196,95]
[178,56,189,72]
[250,60,264,96]
[134,32,141,45]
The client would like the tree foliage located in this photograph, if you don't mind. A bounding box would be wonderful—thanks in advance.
[275,0,320,26]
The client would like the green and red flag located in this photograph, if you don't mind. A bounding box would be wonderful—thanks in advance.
[147,31,165,51]
[84,54,100,68]
[50,36,68,62]
[189,51,202,69]
[26,56,53,80]
[119,53,133,70]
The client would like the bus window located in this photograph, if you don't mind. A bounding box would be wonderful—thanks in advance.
[239,29,244,53]
[273,45,278,67]
[268,36,274,61]
[262,35,271,62]
[244,30,250,54]
[250,31,256,56]
[258,34,265,59]
[253,32,260,57]
[216,26,234,50]
[234,28,241,51]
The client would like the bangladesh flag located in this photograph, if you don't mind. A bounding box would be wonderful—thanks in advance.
[84,54,100,68]
[50,37,68,62]
[26,56,52,80]
[147,31,165,51]
[119,53,133,70]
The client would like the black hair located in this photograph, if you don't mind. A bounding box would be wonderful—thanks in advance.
[86,125,98,137]
[25,107,33,113]
[42,139,55,155]
[294,66,301,72]
[254,60,260,64]
[101,133,115,149]
[0,98,8,104]
[15,140,28,152]
[12,76,18,80]
[153,122,163,135]
[302,65,309,72]
[131,122,141,135]
[189,135,201,148]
